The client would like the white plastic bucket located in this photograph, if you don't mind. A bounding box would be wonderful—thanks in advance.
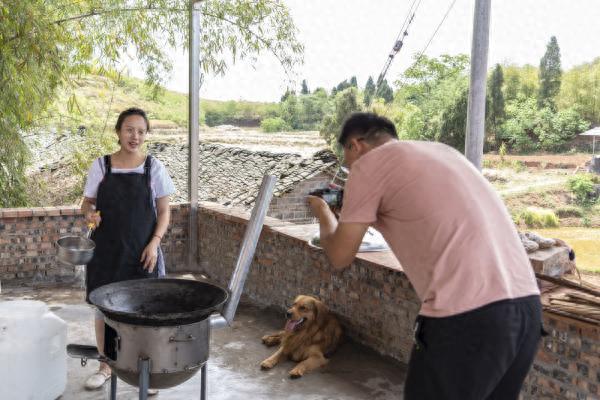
[0,300,67,400]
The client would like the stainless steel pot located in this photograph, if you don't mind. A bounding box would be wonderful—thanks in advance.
[55,235,95,265]
[56,221,96,265]
[103,317,210,389]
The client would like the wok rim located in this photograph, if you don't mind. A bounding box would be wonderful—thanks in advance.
[89,278,229,326]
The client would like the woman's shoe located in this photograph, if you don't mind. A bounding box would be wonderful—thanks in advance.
[84,369,111,390]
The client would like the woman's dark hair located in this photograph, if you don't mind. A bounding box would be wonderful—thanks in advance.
[115,107,150,132]
[338,112,398,146]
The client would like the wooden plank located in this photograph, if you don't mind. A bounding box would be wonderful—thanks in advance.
[535,273,600,298]
[543,306,600,325]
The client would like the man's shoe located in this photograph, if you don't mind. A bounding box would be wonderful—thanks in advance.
[84,370,111,390]
[147,388,159,396]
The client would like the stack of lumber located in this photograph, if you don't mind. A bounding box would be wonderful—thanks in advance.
[536,273,600,324]
[548,292,600,324]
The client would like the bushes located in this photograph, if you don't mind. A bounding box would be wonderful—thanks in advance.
[203,100,279,127]
[261,117,289,133]
[517,207,560,228]
[555,205,583,218]
[319,88,362,157]
[568,174,599,206]
[498,97,589,153]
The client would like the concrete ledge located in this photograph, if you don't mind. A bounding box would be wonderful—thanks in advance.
[528,246,570,275]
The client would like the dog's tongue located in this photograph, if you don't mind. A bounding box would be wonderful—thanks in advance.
[285,319,301,332]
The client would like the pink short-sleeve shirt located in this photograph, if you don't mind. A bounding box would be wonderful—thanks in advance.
[340,141,539,317]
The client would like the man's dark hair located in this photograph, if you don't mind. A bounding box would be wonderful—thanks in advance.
[338,112,398,146]
[115,107,150,132]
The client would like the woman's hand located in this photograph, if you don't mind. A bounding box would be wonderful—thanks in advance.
[84,210,102,228]
[82,198,101,228]
[140,237,160,272]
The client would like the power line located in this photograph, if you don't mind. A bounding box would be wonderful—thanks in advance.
[414,0,458,62]
[375,0,423,87]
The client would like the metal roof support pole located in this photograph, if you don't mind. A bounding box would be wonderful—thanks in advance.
[464,0,491,171]
[188,0,201,270]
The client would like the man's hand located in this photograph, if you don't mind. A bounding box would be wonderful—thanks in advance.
[307,195,368,270]
[307,195,332,219]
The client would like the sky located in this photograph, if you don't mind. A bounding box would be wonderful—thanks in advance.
[126,0,600,102]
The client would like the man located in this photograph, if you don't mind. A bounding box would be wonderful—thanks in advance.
[308,112,542,400]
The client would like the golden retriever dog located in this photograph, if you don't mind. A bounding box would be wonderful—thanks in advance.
[260,295,343,378]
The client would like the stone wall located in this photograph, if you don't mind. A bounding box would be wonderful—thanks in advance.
[0,203,189,285]
[267,172,331,224]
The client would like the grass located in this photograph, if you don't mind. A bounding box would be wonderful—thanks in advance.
[516,207,560,228]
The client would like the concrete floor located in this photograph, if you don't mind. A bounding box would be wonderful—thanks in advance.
[1,287,406,400]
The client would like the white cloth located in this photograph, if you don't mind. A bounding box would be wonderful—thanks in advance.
[83,155,175,277]
[83,156,175,199]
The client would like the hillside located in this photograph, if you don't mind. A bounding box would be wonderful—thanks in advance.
[42,74,278,132]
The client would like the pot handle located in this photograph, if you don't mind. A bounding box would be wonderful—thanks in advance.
[67,344,108,366]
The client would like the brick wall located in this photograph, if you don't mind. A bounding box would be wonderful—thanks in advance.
[197,202,600,399]
[198,202,421,362]
[522,314,600,400]
[0,203,189,285]
[2,201,599,399]
[268,172,332,224]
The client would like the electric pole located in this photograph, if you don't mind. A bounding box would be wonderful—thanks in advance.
[464,0,491,170]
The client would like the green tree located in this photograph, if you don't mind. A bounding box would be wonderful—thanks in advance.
[538,36,562,109]
[297,89,329,130]
[320,88,362,157]
[488,64,506,146]
[281,88,295,102]
[261,117,290,133]
[376,79,394,104]
[395,54,470,147]
[313,87,328,96]
[349,76,358,88]
[364,76,376,106]
[439,86,470,152]
[396,54,470,105]
[301,79,309,95]
[280,93,301,129]
[503,64,538,102]
[397,104,426,140]
[557,58,600,125]
[535,106,589,151]
[498,97,539,153]
[1,0,303,207]
[335,79,351,93]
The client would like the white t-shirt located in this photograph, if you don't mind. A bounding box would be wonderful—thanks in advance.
[83,156,175,200]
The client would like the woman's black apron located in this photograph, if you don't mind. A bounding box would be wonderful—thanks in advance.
[86,155,158,301]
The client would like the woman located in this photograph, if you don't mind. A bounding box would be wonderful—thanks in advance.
[81,107,175,391]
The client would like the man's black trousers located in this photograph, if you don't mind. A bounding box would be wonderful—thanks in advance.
[405,295,543,400]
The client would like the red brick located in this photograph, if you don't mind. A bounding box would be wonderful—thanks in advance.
[257,258,274,267]
[15,208,33,217]
[30,207,47,217]
[60,207,79,216]
[44,207,61,217]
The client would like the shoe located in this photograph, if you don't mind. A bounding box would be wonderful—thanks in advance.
[84,369,111,390]
[147,388,159,396]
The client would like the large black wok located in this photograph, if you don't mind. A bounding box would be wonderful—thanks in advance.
[89,278,229,326]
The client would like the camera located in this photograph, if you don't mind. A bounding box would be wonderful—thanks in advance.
[309,186,344,209]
